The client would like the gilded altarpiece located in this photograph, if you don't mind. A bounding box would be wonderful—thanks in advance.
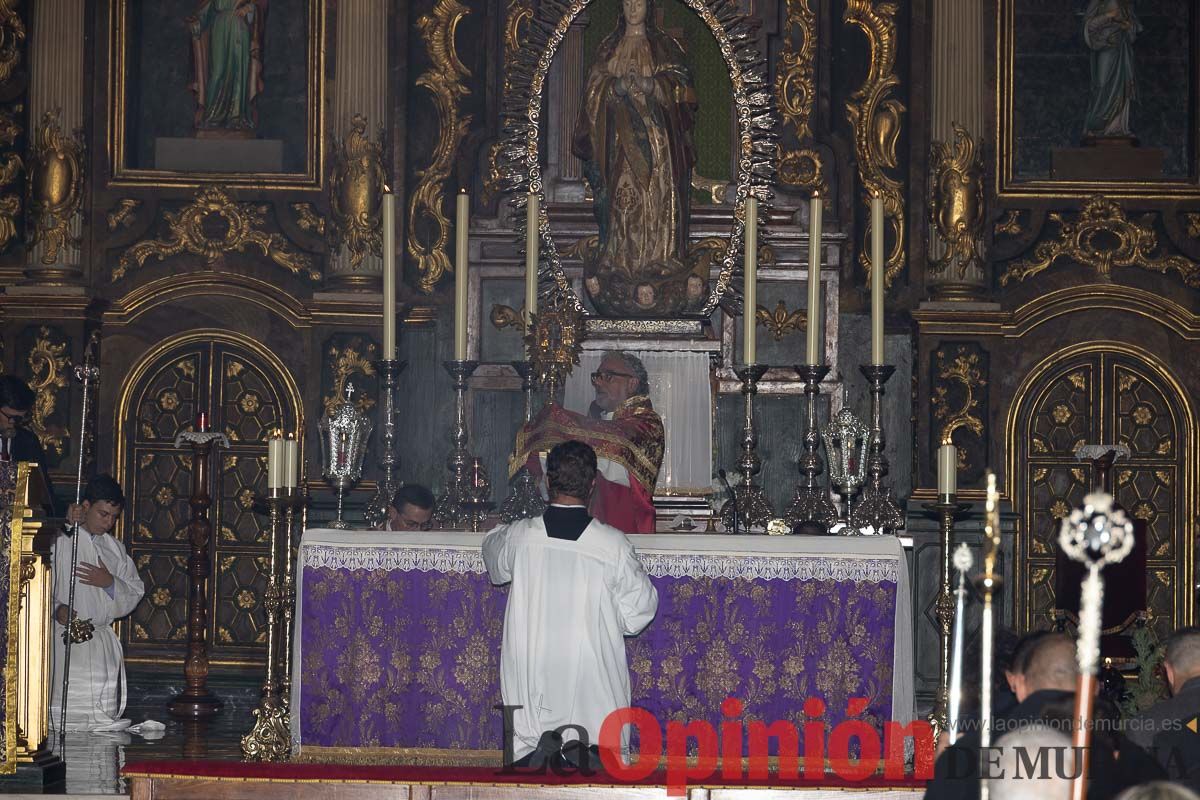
[1011,347,1192,641]
[117,338,300,666]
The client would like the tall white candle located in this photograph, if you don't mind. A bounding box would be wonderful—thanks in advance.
[525,192,539,320]
[455,191,469,360]
[937,443,957,497]
[870,192,885,365]
[267,435,283,491]
[744,197,758,365]
[284,437,299,490]
[382,189,396,361]
[806,192,823,366]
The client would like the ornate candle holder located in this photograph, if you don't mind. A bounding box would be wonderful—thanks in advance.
[849,365,905,534]
[279,483,306,708]
[433,360,480,528]
[365,359,408,527]
[242,488,301,762]
[823,406,869,528]
[923,496,971,740]
[500,361,547,523]
[318,383,373,528]
[462,457,497,533]
[720,364,773,532]
[785,364,838,534]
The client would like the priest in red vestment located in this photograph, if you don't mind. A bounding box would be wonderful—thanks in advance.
[510,351,664,533]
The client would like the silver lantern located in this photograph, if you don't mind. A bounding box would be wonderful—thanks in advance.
[318,383,374,529]
[822,406,869,528]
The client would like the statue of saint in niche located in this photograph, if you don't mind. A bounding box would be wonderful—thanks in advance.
[572,0,705,317]
[187,0,269,137]
[1082,0,1141,140]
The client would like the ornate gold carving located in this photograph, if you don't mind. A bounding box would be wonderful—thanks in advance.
[690,237,776,275]
[928,124,984,279]
[489,304,526,333]
[241,700,291,761]
[1186,213,1200,239]
[0,110,22,250]
[323,341,378,417]
[0,0,25,85]
[26,327,69,460]
[776,0,826,194]
[106,199,142,232]
[409,0,472,293]
[1000,196,1199,288]
[995,210,1023,237]
[482,0,533,204]
[290,202,326,236]
[115,187,320,281]
[755,300,806,341]
[27,110,84,264]
[525,304,584,398]
[932,348,986,447]
[843,0,906,289]
[563,234,599,262]
[328,114,385,269]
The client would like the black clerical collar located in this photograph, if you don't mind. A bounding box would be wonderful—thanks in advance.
[543,505,592,541]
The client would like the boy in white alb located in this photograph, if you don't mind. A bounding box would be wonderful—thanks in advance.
[483,440,658,768]
[51,475,144,731]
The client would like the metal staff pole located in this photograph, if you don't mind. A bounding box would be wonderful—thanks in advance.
[58,348,99,746]
[975,472,1002,800]
[946,543,973,745]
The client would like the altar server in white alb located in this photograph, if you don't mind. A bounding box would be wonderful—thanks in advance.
[483,439,659,767]
[52,475,145,731]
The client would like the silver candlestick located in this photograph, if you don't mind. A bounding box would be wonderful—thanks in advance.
[318,383,373,529]
[500,361,547,523]
[433,360,480,528]
[365,359,407,527]
[785,364,838,534]
[823,406,869,528]
[850,364,905,534]
[721,364,773,532]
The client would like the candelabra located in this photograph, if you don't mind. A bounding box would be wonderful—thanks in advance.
[167,430,230,718]
[500,361,546,523]
[365,359,407,527]
[318,383,373,528]
[720,364,773,532]
[924,496,970,739]
[784,364,838,534]
[849,365,905,533]
[242,488,301,761]
[433,360,480,529]
[279,483,306,708]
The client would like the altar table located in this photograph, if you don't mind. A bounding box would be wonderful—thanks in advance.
[290,530,914,762]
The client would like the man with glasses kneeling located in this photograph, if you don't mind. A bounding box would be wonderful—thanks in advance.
[511,351,663,534]
[0,375,57,514]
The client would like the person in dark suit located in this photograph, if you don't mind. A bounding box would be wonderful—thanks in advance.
[925,633,1163,800]
[0,375,57,514]
[1128,627,1200,793]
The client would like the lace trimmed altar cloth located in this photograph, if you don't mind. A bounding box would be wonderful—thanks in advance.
[290,529,914,761]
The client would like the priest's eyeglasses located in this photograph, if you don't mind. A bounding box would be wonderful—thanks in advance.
[591,369,635,384]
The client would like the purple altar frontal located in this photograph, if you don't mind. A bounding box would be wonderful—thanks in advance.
[291,530,913,762]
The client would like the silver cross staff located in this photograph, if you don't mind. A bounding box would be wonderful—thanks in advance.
[946,543,972,745]
[1058,491,1134,800]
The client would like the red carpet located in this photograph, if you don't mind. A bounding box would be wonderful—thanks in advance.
[122,759,925,790]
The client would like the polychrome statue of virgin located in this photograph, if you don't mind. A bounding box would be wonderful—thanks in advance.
[572,0,704,317]
[188,0,269,136]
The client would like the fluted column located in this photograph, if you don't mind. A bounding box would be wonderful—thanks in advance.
[327,0,388,290]
[926,0,988,301]
[25,0,85,285]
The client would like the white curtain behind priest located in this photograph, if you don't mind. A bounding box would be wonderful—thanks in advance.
[564,351,713,494]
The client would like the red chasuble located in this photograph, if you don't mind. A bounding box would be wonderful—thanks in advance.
[510,396,665,534]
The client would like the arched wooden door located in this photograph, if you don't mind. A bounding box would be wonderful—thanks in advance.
[116,332,301,668]
[1009,344,1194,641]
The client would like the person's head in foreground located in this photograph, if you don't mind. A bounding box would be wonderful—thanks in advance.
[986,724,1074,800]
[387,484,435,531]
[1115,783,1200,800]
[1163,626,1200,695]
[590,351,648,413]
[547,440,597,504]
[81,475,125,536]
[1014,633,1079,702]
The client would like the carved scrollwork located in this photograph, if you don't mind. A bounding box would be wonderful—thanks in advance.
[843,0,906,290]
[115,187,320,281]
[322,337,378,418]
[0,111,22,251]
[1185,212,1200,239]
[1000,195,1199,288]
[482,0,534,204]
[290,202,326,236]
[26,326,70,460]
[755,300,806,341]
[775,0,826,194]
[27,109,84,265]
[409,0,472,293]
[490,304,527,333]
[931,343,988,484]
[0,0,25,85]
[928,124,984,279]
[328,114,385,269]
[106,199,142,232]
[995,209,1024,238]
